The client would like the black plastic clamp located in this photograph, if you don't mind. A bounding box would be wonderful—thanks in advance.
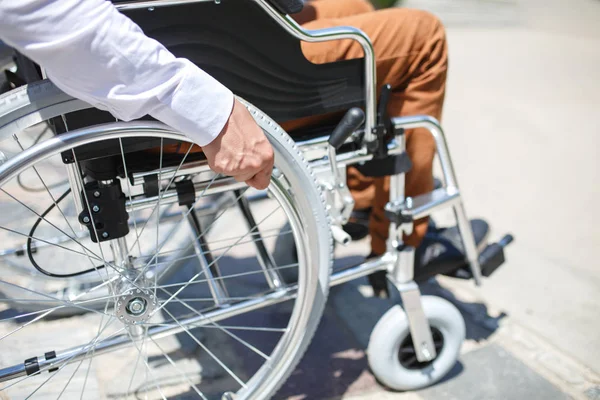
[176,179,196,206]
[78,180,129,243]
[354,152,412,177]
[367,84,395,159]
[24,357,40,376]
[45,351,58,373]
[384,202,413,226]
[143,174,159,197]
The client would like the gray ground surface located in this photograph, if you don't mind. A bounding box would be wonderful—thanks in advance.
[412,0,600,376]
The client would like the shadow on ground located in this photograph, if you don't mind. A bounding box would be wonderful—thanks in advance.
[0,252,506,400]
[274,255,506,399]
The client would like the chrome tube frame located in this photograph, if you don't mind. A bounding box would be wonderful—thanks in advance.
[391,115,482,285]
[131,160,212,186]
[115,0,377,142]
[236,193,284,289]
[0,288,297,383]
[0,253,396,384]
[186,211,229,305]
[125,177,247,212]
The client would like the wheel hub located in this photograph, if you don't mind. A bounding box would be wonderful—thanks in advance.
[126,297,146,315]
[398,327,444,370]
[115,289,157,325]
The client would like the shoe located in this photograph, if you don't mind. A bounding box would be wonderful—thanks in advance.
[366,254,390,299]
[365,219,489,295]
[342,207,371,241]
[414,219,490,281]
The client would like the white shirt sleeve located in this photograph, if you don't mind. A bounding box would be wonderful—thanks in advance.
[0,0,234,146]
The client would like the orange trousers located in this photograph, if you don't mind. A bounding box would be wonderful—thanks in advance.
[163,0,447,255]
[282,0,448,255]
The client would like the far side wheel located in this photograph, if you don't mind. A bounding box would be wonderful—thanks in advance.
[273,221,298,284]
[367,295,466,391]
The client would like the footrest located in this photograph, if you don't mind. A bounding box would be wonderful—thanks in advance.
[415,231,513,282]
[480,234,514,277]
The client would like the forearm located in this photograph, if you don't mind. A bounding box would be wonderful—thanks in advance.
[0,0,233,145]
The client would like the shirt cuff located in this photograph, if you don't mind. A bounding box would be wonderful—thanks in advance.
[151,59,235,146]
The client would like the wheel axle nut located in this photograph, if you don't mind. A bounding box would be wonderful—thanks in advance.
[126,298,147,316]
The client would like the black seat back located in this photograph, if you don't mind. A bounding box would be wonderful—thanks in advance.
[61,0,366,157]
[119,0,365,123]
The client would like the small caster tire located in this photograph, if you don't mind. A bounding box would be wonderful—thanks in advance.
[367,295,465,391]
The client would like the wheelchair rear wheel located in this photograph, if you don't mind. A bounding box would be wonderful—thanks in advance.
[0,82,332,399]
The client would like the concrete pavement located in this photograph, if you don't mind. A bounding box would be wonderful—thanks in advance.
[408,0,600,375]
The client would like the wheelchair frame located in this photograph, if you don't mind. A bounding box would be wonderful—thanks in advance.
[0,0,511,390]
[114,0,482,362]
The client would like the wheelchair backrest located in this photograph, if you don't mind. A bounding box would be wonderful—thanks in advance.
[117,0,366,123]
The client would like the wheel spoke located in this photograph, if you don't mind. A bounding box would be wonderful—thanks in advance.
[126,142,193,259]
[147,185,250,286]
[0,277,116,324]
[158,288,271,360]
[161,307,247,388]
[150,262,298,291]
[11,135,99,268]
[155,227,292,256]
[10,134,112,290]
[118,137,142,259]
[0,224,105,263]
[126,326,147,397]
[80,300,113,399]
[0,279,115,344]
[150,229,292,282]
[57,301,114,399]
[153,204,282,315]
[0,188,108,269]
[124,328,168,400]
[149,336,209,400]
[132,172,221,285]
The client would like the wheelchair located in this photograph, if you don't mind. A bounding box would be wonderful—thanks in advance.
[0,0,512,398]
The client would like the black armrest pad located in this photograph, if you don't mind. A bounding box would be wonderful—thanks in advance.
[268,0,304,14]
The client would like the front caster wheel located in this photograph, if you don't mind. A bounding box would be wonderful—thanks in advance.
[367,295,466,391]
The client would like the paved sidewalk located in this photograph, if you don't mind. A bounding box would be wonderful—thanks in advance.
[275,241,599,400]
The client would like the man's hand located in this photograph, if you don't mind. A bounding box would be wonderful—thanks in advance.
[202,99,274,190]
